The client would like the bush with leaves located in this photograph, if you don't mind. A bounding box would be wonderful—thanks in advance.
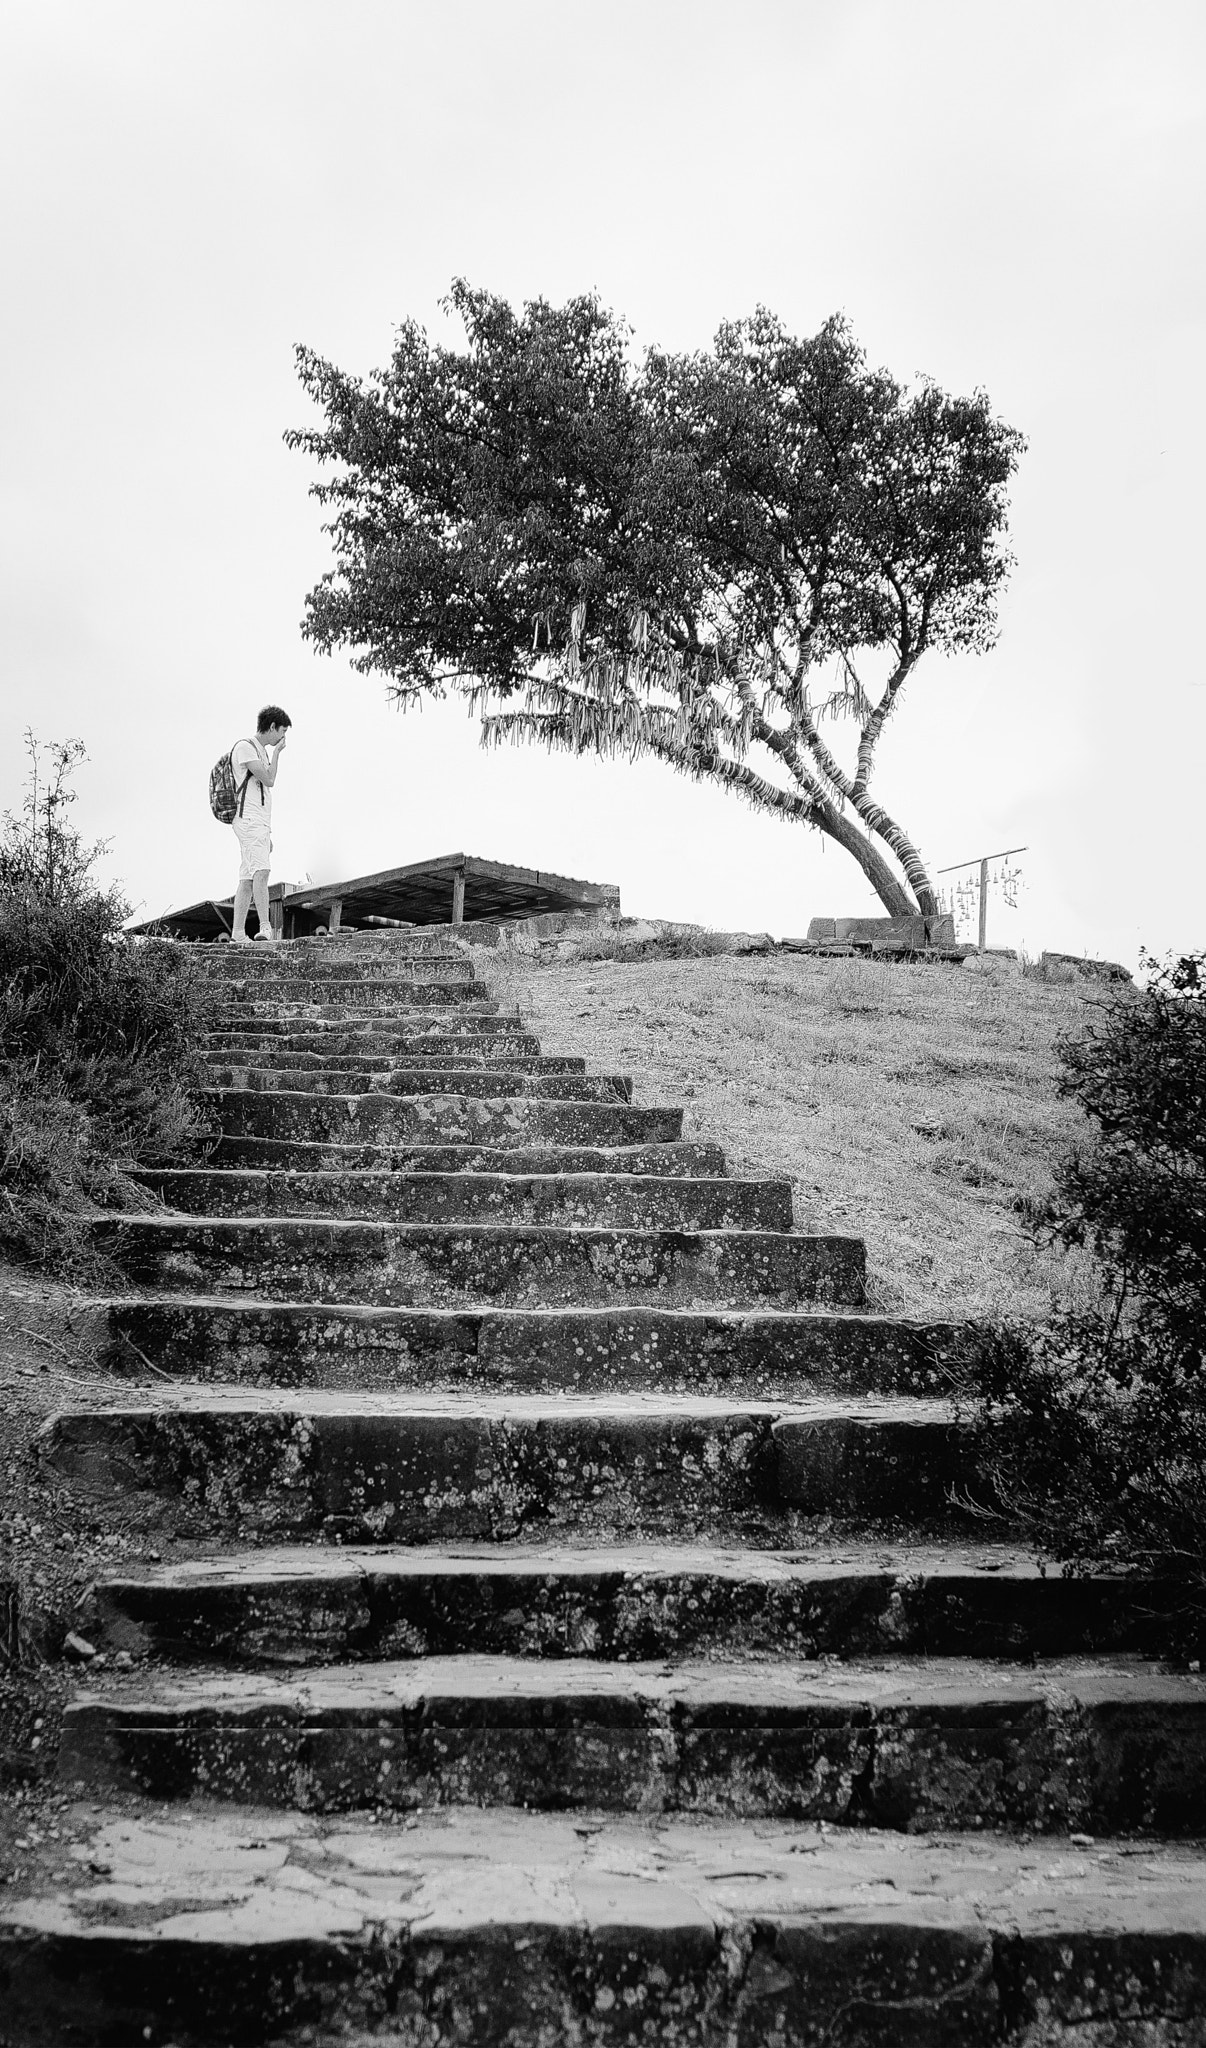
[1,733,213,1268]
[970,952,1206,1657]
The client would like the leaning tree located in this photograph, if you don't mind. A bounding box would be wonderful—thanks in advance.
[288,283,1024,917]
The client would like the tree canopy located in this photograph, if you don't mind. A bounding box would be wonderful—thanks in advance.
[288,283,1024,915]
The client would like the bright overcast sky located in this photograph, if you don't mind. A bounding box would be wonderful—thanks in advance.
[1,0,1202,966]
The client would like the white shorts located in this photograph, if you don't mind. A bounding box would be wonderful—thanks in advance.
[232,812,272,881]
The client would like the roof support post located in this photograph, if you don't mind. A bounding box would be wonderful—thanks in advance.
[451,868,465,926]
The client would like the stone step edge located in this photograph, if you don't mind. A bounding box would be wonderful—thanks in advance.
[123,1169,790,1220]
[44,1386,956,1417]
[204,1086,667,1108]
[95,1301,984,1400]
[201,1012,525,1032]
[202,1140,726,1175]
[3,1806,1204,2048]
[43,1393,972,1534]
[197,1052,566,1069]
[58,1652,1206,1834]
[94,1217,848,1249]
[61,1647,1197,1716]
[94,1297,969,1328]
[199,1071,635,1099]
[85,1543,1178,1669]
[125,1169,783,1193]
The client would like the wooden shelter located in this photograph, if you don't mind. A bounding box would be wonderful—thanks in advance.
[127,855,619,942]
[283,854,618,935]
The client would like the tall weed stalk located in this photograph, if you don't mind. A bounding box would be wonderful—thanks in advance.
[0,733,214,1271]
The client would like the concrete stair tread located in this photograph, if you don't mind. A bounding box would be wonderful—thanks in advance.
[4,1804,1205,1957]
[215,981,487,997]
[93,1538,1094,1587]
[216,983,485,999]
[202,1069,633,1098]
[45,1386,968,1532]
[217,966,479,980]
[199,1053,571,1070]
[130,1169,758,1190]
[125,1167,791,1226]
[203,1047,548,1063]
[52,1385,953,1418]
[102,1215,836,1245]
[58,1653,1206,1833]
[98,1297,980,1399]
[64,1648,1206,1717]
[93,1215,866,1309]
[211,1085,657,1107]
[85,1540,1181,1665]
[206,1140,726,1175]
[213,998,500,1017]
[204,1012,523,1032]
[202,1022,534,1036]
[214,1093,686,1150]
[98,1294,954,1327]
[194,957,471,974]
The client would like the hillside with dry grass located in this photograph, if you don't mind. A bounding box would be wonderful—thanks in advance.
[484,948,1101,1323]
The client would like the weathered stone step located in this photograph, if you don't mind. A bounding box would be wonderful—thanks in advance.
[216,979,490,1016]
[101,1300,974,1397]
[129,1167,792,1230]
[6,1807,1205,2048]
[92,1217,865,1308]
[199,1045,571,1072]
[87,1541,1171,1666]
[212,996,500,1029]
[206,1136,725,1176]
[192,931,464,954]
[192,949,468,980]
[202,1066,632,1100]
[59,1652,1206,1835]
[214,1089,684,1148]
[204,1012,525,1045]
[40,1391,961,1536]
[219,961,480,990]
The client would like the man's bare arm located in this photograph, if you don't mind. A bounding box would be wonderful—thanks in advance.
[240,739,286,787]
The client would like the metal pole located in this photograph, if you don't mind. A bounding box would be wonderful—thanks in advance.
[978,858,989,955]
[937,844,1028,876]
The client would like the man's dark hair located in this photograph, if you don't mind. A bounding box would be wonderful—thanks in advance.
[257,706,292,733]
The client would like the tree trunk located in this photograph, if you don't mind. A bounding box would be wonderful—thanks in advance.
[845,794,941,917]
[816,802,920,918]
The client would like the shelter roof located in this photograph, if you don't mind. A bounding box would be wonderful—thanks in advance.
[284,853,618,930]
[126,855,618,941]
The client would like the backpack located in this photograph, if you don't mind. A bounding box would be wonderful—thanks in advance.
[209,740,259,823]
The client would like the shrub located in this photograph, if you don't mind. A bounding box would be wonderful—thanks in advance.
[969,952,1206,1658]
[0,734,213,1269]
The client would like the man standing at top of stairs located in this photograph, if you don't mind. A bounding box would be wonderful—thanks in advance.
[230,705,291,945]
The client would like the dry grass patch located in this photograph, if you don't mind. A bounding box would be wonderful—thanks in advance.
[485,949,1100,1321]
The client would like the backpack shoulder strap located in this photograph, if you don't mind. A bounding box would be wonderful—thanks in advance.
[232,737,259,817]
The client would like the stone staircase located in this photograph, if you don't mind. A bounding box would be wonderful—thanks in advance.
[4,931,1205,2045]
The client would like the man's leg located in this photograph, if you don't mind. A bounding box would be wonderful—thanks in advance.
[251,867,274,940]
[232,878,253,941]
